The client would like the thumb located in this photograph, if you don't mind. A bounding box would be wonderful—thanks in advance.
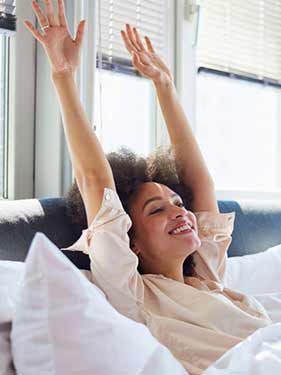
[75,20,86,45]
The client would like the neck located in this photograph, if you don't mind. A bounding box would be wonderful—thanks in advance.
[163,269,185,283]
[141,259,185,283]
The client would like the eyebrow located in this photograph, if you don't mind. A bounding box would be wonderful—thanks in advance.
[142,193,181,212]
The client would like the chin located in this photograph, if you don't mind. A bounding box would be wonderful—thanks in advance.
[182,247,197,259]
[166,232,201,254]
[183,237,201,255]
[181,234,201,246]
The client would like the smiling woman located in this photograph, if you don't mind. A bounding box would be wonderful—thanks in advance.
[65,143,196,276]
[22,1,278,374]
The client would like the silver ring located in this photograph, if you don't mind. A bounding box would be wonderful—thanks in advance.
[42,25,49,31]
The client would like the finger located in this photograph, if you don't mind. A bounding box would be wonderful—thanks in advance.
[43,0,58,26]
[126,24,142,52]
[120,29,137,55]
[132,27,146,51]
[149,53,172,78]
[57,0,68,27]
[136,51,151,66]
[132,52,144,73]
[75,20,86,45]
[132,52,157,78]
[24,20,45,43]
[143,36,171,77]
[31,1,49,29]
[144,36,156,54]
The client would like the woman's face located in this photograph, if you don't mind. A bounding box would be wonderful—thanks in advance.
[128,182,201,269]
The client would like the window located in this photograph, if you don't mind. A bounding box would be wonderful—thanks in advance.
[196,0,281,195]
[94,69,156,156]
[77,0,169,157]
[0,36,9,198]
[96,0,168,156]
[97,0,166,75]
[196,70,281,192]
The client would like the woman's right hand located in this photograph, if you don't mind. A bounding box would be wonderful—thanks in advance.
[24,0,86,76]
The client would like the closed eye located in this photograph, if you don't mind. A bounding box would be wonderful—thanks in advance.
[150,208,163,215]
[150,201,185,215]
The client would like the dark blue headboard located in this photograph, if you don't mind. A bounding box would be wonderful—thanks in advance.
[1,197,281,262]
[218,200,281,257]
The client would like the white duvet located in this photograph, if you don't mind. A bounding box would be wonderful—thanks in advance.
[2,242,281,375]
[203,322,281,374]
[203,243,281,374]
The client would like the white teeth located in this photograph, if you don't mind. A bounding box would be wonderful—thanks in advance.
[171,224,192,235]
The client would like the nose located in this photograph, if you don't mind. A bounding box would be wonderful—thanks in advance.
[170,204,187,219]
[170,205,195,225]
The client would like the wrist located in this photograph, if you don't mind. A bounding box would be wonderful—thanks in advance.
[153,75,175,92]
[51,69,75,82]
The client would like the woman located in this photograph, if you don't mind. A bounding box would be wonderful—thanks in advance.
[24,1,273,374]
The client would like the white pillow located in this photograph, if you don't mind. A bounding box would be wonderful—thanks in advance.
[0,261,24,375]
[0,286,15,375]
[225,244,281,295]
[0,261,25,300]
[11,233,188,375]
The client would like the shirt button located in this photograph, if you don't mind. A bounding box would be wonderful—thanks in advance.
[105,193,111,201]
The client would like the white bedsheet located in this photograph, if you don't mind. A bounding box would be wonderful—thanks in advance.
[225,244,281,295]
[254,293,281,324]
[203,322,281,374]
[203,293,281,374]
[2,249,281,375]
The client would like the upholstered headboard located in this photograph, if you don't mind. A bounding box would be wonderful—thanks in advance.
[1,197,281,262]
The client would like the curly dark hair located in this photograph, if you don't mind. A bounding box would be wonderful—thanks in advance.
[64,144,196,276]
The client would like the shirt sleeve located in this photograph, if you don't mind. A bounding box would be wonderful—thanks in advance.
[192,211,235,283]
[64,187,144,309]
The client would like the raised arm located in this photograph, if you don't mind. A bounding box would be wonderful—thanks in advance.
[121,24,218,213]
[24,0,115,226]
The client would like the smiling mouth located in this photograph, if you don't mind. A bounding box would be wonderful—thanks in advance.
[171,228,193,235]
[169,224,194,235]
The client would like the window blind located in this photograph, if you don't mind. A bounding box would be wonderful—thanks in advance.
[97,0,167,75]
[197,0,281,84]
[0,0,16,35]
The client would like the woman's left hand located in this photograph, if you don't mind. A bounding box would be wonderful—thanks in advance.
[121,24,173,86]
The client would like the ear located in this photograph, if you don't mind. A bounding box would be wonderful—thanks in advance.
[131,242,141,256]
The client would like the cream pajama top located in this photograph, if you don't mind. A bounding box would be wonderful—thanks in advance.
[65,187,272,375]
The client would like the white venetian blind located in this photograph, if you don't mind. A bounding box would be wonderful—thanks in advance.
[0,0,16,35]
[197,0,281,84]
[97,0,167,75]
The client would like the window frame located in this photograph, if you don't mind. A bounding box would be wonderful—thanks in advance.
[155,0,177,147]
[11,1,280,201]
[0,36,9,199]
[7,2,36,200]
[0,0,176,200]
[180,1,281,201]
[64,0,178,191]
[34,0,74,199]
[195,50,281,201]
